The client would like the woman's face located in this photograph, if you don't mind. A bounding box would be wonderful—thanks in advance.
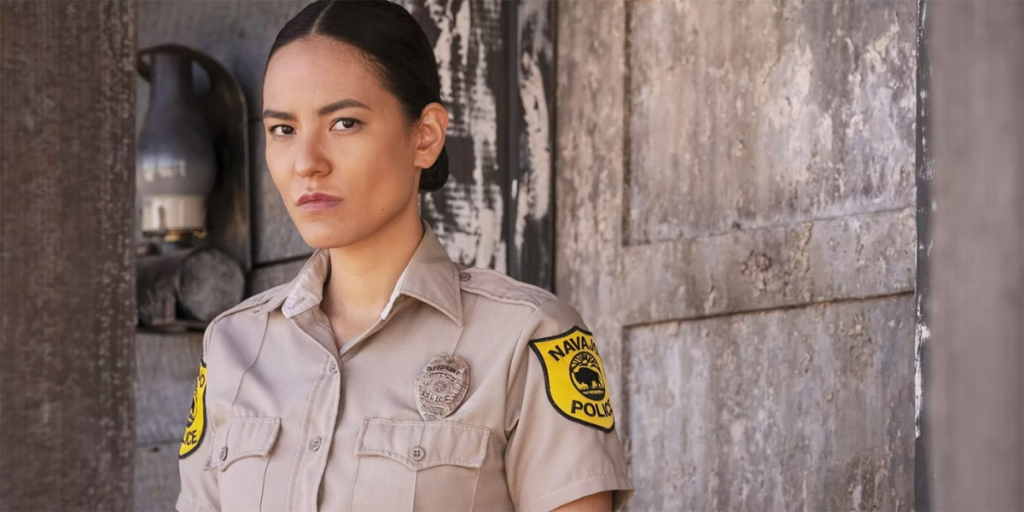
[262,36,424,249]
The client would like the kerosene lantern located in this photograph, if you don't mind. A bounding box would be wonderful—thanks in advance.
[135,44,252,331]
[137,50,217,246]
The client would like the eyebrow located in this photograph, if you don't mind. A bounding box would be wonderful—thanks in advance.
[262,98,371,121]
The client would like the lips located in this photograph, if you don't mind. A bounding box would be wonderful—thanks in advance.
[296,192,342,211]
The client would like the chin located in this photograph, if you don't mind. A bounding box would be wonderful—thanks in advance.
[297,221,368,250]
[292,198,415,250]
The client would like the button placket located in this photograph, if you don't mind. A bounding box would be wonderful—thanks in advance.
[292,355,341,511]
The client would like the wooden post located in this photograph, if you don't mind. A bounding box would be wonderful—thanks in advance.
[927,1,1024,510]
[0,1,137,510]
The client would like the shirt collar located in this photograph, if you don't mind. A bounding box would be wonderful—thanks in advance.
[254,219,464,326]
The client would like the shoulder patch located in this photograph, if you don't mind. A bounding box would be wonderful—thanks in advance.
[179,358,208,458]
[528,326,615,432]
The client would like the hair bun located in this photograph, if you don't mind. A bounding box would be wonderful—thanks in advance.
[419,145,449,192]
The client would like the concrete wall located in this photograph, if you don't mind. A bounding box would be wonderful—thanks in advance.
[555,1,918,510]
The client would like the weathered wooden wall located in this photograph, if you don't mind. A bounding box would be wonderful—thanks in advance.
[555,1,918,510]
[410,0,557,288]
[926,1,1024,510]
[0,1,138,510]
[134,1,553,510]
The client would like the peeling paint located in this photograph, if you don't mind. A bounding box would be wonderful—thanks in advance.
[514,50,552,251]
[420,0,506,271]
[428,0,471,124]
[864,20,901,73]
[914,292,931,438]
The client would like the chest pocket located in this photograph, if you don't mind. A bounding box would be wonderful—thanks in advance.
[204,416,281,512]
[351,418,490,512]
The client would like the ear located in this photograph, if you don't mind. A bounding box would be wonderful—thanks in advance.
[412,103,449,170]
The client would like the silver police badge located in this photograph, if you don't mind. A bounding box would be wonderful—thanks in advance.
[415,352,470,421]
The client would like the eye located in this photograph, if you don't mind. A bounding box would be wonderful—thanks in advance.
[331,118,362,131]
[269,125,294,137]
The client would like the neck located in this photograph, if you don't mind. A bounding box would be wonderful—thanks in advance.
[322,206,423,323]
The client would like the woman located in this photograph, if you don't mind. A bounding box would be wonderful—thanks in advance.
[177,1,633,510]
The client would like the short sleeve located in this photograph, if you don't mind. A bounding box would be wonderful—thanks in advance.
[176,321,220,512]
[177,290,279,511]
[504,298,634,511]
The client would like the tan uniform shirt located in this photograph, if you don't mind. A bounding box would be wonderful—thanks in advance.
[176,220,634,512]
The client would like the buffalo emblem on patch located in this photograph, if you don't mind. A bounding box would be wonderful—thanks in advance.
[528,325,615,432]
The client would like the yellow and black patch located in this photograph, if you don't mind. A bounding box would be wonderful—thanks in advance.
[529,326,615,432]
[179,358,207,459]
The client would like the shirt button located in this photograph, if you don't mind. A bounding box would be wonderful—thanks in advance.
[329,363,338,374]
[309,436,322,451]
[219,447,228,461]
[410,446,425,461]
[458,271,471,282]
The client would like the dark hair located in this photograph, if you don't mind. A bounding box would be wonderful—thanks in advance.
[266,0,449,192]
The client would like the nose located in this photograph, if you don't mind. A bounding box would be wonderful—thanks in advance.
[294,133,330,179]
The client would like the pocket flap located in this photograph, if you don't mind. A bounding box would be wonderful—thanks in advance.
[355,418,489,471]
[205,416,281,471]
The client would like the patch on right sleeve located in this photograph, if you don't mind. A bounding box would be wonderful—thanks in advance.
[179,358,207,458]
[528,326,615,432]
